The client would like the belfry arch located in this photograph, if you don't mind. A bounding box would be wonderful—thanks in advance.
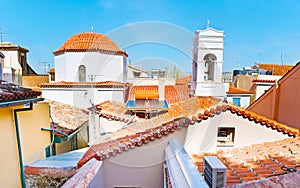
[203,53,217,81]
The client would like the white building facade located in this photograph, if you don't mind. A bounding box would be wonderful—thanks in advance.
[192,28,226,98]
[0,43,27,84]
[41,32,128,108]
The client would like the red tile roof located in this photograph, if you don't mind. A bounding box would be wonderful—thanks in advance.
[256,64,293,76]
[95,100,139,124]
[0,80,41,103]
[129,85,190,104]
[53,32,128,56]
[192,137,300,186]
[176,75,192,85]
[252,79,276,83]
[47,100,89,137]
[227,84,255,95]
[77,97,299,167]
[39,81,127,88]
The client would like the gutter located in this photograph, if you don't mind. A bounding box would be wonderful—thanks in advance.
[41,121,88,147]
[41,122,87,141]
[13,101,36,188]
[0,98,44,108]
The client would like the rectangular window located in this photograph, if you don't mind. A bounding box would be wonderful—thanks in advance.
[217,127,235,147]
[233,97,241,106]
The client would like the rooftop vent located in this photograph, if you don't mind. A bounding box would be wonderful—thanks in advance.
[203,156,226,188]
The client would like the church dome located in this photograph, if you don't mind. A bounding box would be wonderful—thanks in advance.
[53,32,127,56]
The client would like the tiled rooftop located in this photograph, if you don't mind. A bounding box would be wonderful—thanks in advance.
[0,42,29,52]
[39,81,127,88]
[175,75,192,85]
[191,137,300,187]
[95,100,139,124]
[47,100,89,136]
[129,85,190,104]
[0,80,41,103]
[257,63,293,76]
[53,32,127,56]
[227,84,255,94]
[77,97,299,167]
[252,79,277,83]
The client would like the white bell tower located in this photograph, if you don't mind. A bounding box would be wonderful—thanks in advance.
[192,26,226,98]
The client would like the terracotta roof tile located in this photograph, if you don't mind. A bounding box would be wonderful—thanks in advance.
[175,75,192,85]
[227,84,255,94]
[252,79,276,83]
[47,100,89,136]
[192,137,300,186]
[95,100,138,123]
[0,80,41,103]
[77,97,299,167]
[128,85,190,104]
[257,63,293,76]
[53,32,127,56]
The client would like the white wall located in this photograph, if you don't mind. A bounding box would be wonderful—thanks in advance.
[193,28,226,97]
[227,95,251,108]
[195,82,226,98]
[184,111,289,154]
[193,28,224,83]
[2,51,22,70]
[256,83,276,100]
[55,52,125,83]
[1,51,22,84]
[127,78,176,86]
[102,128,187,188]
[41,88,125,108]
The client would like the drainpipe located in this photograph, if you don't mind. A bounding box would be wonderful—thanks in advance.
[13,102,33,188]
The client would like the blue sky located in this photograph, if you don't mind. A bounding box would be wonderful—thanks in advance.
[1,0,300,74]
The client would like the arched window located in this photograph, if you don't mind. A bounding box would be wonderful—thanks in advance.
[78,65,86,82]
[203,53,217,81]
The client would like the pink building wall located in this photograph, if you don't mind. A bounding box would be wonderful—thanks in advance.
[248,63,300,130]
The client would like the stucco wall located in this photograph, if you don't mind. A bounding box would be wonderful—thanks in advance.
[55,126,89,154]
[55,52,125,83]
[102,128,187,188]
[248,64,300,130]
[276,70,300,129]
[0,102,50,188]
[22,75,49,87]
[184,111,289,154]
[255,84,273,100]
[41,88,125,108]
[227,95,251,108]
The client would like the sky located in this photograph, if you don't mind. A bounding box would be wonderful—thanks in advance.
[1,0,300,74]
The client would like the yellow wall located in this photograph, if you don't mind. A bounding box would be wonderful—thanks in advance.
[56,140,72,154]
[55,126,89,154]
[0,102,50,188]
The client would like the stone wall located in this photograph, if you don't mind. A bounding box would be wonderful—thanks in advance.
[25,174,71,188]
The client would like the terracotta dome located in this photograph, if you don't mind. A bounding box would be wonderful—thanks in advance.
[53,32,127,56]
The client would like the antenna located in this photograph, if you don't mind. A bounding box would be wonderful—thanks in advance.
[90,26,94,33]
[39,61,53,74]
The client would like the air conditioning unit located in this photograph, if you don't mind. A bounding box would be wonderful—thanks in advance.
[203,156,226,188]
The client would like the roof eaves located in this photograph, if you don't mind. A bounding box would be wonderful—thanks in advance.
[0,97,44,108]
[77,99,299,167]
